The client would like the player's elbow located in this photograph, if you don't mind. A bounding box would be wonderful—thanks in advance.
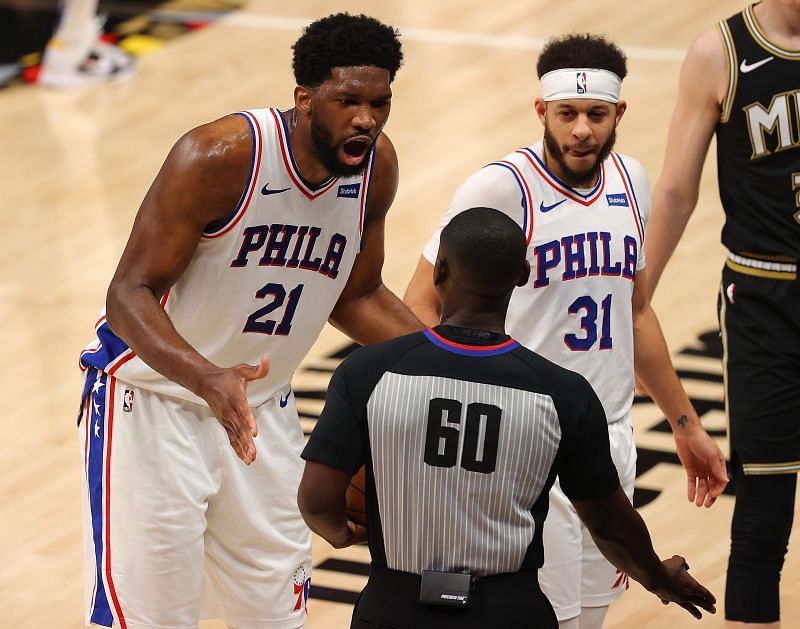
[297,477,334,522]
[105,279,129,336]
[653,181,699,220]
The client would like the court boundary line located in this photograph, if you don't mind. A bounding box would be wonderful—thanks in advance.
[223,12,686,63]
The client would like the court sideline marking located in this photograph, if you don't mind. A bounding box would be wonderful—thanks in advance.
[223,13,686,63]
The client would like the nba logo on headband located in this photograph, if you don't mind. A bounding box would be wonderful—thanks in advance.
[576,72,587,94]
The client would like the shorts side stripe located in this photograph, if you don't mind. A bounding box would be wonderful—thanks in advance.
[719,283,732,455]
[103,377,127,628]
[86,372,114,627]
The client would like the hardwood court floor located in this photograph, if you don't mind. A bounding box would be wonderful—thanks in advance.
[1,1,798,627]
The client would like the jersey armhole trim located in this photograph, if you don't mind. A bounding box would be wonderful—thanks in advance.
[202,111,262,239]
[718,20,738,125]
[357,144,378,250]
[486,161,535,245]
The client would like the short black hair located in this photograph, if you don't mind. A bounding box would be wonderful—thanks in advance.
[441,207,527,294]
[536,34,627,80]
[292,13,403,88]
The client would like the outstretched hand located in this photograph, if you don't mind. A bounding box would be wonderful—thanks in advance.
[651,555,716,619]
[674,426,728,507]
[200,356,270,464]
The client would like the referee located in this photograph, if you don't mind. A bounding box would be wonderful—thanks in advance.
[298,207,716,628]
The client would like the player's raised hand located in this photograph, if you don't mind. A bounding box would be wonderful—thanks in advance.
[199,356,270,464]
[650,555,716,619]
[673,425,728,507]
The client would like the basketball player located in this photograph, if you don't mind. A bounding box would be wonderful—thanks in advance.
[299,207,717,629]
[644,2,800,626]
[77,14,421,629]
[402,35,728,629]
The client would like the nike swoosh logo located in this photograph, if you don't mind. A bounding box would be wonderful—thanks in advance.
[539,199,567,213]
[279,390,291,408]
[261,183,291,195]
[740,56,774,73]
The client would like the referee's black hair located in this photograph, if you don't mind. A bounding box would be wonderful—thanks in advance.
[292,13,403,88]
[536,34,627,80]
[441,207,527,294]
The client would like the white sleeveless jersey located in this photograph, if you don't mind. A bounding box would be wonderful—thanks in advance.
[423,141,650,424]
[81,108,375,406]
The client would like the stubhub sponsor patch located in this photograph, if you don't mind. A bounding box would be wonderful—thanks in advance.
[337,183,361,198]
[606,193,629,207]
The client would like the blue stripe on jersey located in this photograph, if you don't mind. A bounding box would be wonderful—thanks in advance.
[521,147,603,199]
[486,162,529,237]
[80,323,130,402]
[276,110,336,192]
[204,112,258,235]
[423,328,520,356]
[612,153,645,232]
[85,369,114,627]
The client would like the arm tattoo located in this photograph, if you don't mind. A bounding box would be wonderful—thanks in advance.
[677,414,688,428]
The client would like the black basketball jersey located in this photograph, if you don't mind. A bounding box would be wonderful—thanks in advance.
[716,5,800,257]
[302,325,619,577]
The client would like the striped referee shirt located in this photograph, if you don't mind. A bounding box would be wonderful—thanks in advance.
[302,325,619,576]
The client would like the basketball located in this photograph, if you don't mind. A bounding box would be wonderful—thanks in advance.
[345,465,367,526]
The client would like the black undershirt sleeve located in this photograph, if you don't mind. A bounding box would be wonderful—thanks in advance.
[301,359,367,475]
[554,374,620,501]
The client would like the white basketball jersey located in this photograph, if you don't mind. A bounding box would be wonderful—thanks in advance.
[423,141,650,424]
[81,108,376,406]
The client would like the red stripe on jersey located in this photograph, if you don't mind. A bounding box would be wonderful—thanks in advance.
[519,149,606,206]
[426,327,518,352]
[104,377,127,628]
[609,153,644,243]
[497,159,535,245]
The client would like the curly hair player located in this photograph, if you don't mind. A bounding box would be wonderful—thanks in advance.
[77,13,422,629]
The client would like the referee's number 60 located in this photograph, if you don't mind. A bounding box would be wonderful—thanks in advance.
[423,398,501,474]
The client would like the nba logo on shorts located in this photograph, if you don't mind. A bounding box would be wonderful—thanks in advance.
[576,72,587,94]
[122,389,135,412]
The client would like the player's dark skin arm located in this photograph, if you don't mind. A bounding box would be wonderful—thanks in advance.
[297,460,367,548]
[573,487,717,619]
[105,114,268,464]
[329,134,425,344]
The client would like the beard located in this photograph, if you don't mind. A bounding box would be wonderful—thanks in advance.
[543,124,616,188]
[310,114,371,178]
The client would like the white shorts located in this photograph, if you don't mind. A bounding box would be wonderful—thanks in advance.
[80,371,312,629]
[538,417,636,621]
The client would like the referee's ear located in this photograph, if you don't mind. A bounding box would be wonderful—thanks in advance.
[432,255,449,287]
[517,260,531,287]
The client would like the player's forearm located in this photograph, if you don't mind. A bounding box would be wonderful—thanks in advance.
[105,282,219,396]
[575,489,669,593]
[645,186,697,296]
[403,257,441,327]
[330,283,424,345]
[403,290,440,327]
[297,490,350,547]
[633,303,703,432]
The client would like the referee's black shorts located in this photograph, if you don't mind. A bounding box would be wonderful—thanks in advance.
[718,253,800,475]
[350,564,557,629]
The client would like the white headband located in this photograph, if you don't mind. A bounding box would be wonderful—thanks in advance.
[540,68,622,103]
